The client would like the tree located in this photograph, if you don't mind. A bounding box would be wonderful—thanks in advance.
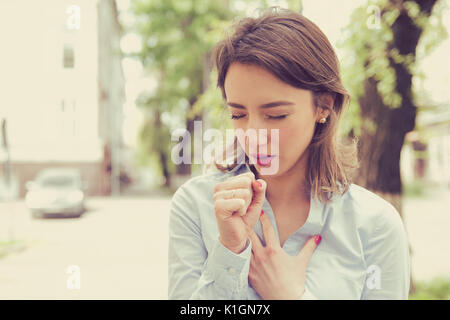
[339,0,447,294]
[131,0,233,186]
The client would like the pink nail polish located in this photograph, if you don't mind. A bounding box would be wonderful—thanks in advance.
[256,181,262,188]
[260,210,264,216]
[315,235,322,245]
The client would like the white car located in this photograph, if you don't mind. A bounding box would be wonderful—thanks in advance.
[25,168,86,218]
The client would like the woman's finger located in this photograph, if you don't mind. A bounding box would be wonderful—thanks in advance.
[227,171,255,183]
[296,234,321,263]
[249,252,256,281]
[243,179,267,226]
[213,188,252,203]
[247,227,264,253]
[260,211,278,249]
[214,198,246,219]
[218,174,254,191]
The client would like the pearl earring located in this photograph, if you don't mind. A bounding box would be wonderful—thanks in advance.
[319,117,327,124]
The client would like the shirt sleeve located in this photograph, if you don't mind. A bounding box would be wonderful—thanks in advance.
[360,203,411,300]
[168,184,252,300]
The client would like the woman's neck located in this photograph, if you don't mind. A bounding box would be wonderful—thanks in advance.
[255,150,310,205]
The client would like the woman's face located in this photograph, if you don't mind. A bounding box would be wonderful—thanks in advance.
[224,62,328,177]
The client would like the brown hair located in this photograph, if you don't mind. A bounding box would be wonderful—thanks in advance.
[210,7,359,203]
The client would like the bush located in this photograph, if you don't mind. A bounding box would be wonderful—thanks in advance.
[409,277,450,300]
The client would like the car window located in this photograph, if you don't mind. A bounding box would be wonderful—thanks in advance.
[38,175,78,187]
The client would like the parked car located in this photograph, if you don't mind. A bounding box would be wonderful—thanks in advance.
[25,168,86,218]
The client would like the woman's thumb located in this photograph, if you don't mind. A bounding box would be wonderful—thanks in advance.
[244,179,267,224]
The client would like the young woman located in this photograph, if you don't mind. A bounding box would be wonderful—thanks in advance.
[168,8,410,300]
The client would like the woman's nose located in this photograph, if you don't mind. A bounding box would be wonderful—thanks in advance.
[245,130,271,153]
[247,116,268,134]
[242,115,273,152]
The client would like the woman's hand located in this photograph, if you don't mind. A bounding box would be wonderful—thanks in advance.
[213,171,267,254]
[247,211,321,300]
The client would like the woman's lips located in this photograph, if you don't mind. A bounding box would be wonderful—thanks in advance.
[250,154,277,167]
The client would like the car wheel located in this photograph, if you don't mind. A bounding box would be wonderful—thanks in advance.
[74,211,84,218]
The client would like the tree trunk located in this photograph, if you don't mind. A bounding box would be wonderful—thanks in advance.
[354,0,439,295]
[160,152,170,187]
[153,109,171,187]
[176,92,203,176]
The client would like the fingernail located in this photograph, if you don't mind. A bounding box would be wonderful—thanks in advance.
[256,181,262,188]
[260,210,264,216]
[315,235,322,245]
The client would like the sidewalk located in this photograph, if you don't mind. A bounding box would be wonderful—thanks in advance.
[0,188,448,299]
[403,187,450,282]
[0,197,171,299]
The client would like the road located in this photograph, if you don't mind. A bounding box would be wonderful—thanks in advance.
[0,189,449,299]
[0,197,171,299]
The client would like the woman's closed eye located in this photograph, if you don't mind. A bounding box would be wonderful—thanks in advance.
[230,114,287,120]
[266,115,287,120]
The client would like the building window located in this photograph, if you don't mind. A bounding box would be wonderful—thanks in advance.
[63,43,75,69]
[60,99,77,137]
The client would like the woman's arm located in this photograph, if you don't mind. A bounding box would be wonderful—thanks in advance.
[168,184,252,300]
[360,204,411,299]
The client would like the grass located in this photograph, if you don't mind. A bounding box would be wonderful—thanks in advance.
[409,277,450,300]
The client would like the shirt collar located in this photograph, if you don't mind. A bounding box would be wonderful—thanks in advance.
[262,186,326,237]
[228,160,251,175]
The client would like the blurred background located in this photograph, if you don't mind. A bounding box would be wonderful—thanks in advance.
[0,0,449,299]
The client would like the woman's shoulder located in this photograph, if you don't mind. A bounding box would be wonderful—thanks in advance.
[339,183,406,236]
[343,183,396,210]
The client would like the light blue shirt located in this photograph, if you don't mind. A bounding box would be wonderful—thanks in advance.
[168,162,411,299]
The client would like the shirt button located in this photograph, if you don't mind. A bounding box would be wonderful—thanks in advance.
[228,267,237,275]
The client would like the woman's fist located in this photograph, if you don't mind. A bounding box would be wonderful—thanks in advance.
[213,171,267,254]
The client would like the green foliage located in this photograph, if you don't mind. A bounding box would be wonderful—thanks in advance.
[132,0,230,105]
[415,0,448,61]
[338,0,401,129]
[409,277,450,300]
[130,0,304,183]
[129,0,234,180]
[191,68,234,132]
[338,0,447,137]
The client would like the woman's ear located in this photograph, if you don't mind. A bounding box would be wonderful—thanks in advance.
[316,92,335,119]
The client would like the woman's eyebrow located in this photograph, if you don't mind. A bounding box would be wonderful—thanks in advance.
[227,101,294,109]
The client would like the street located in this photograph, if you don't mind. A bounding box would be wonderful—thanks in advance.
[0,189,449,299]
[0,197,171,299]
